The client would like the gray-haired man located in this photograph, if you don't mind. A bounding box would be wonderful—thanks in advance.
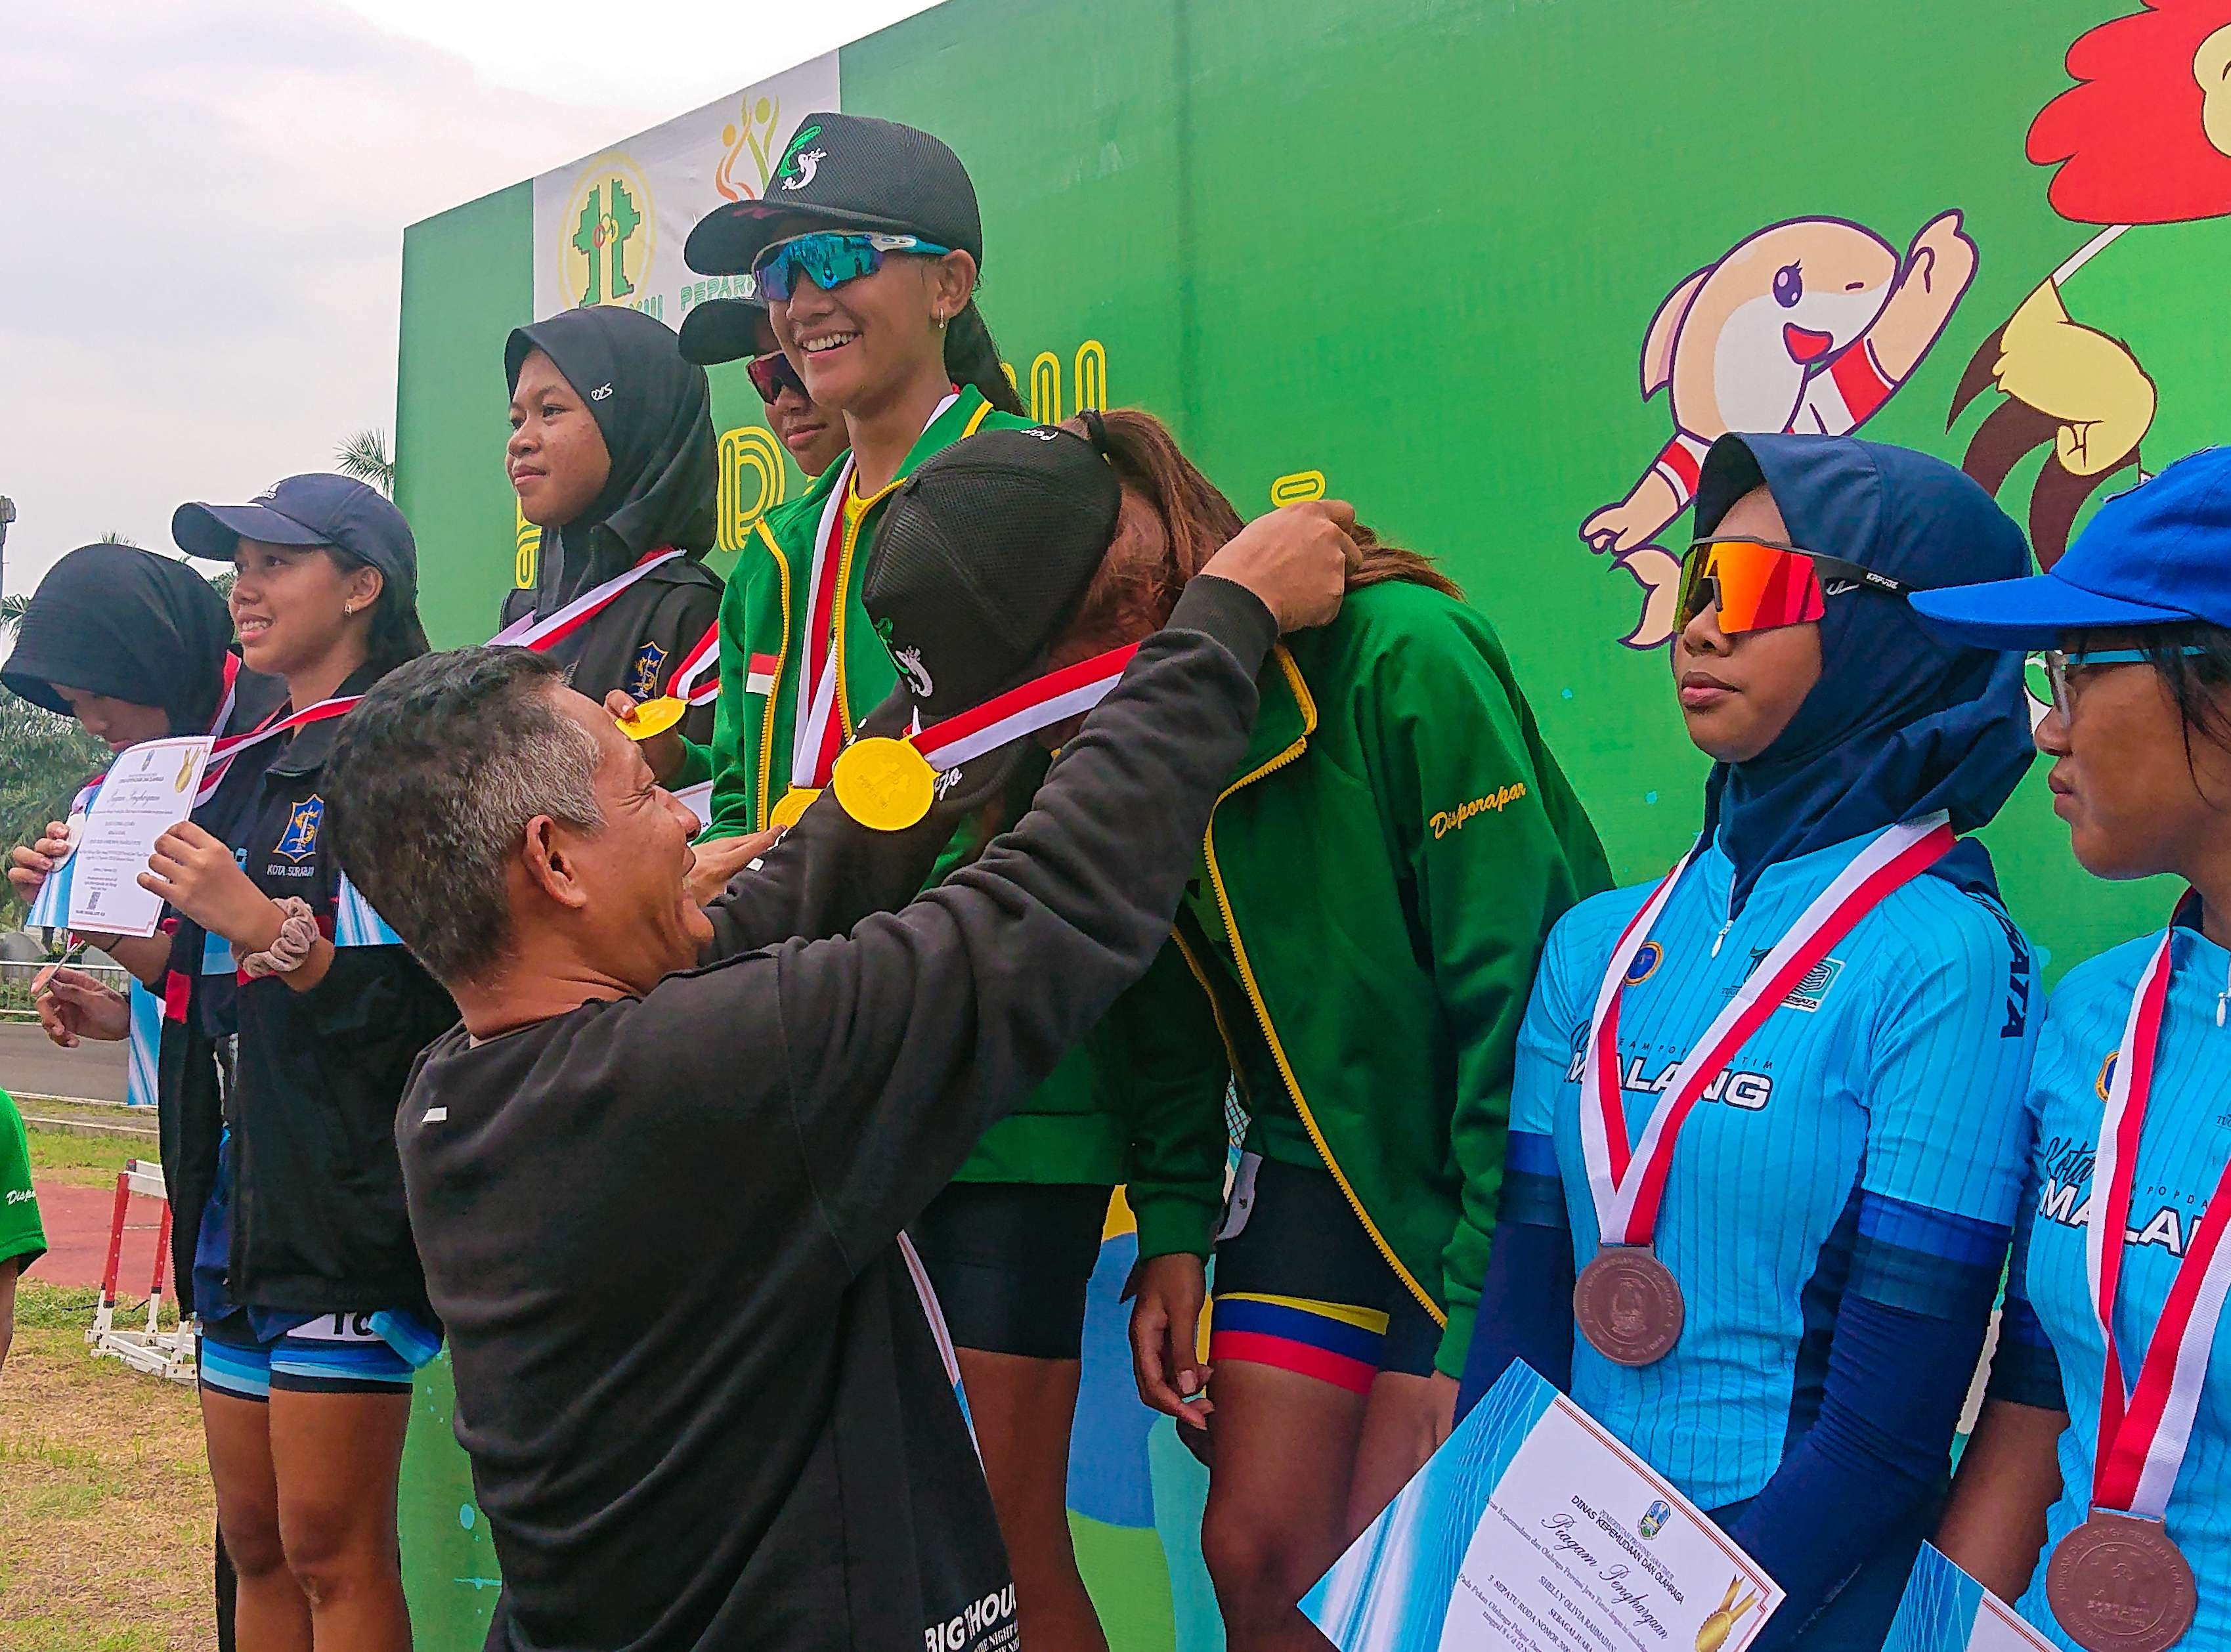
[321,498,1357,1652]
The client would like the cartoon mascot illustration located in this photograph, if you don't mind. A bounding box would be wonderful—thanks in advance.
[1582,212,1976,647]
[1952,0,2231,566]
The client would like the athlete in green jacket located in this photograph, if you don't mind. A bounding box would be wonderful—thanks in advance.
[677,113,1151,1652]
[863,407,1612,1652]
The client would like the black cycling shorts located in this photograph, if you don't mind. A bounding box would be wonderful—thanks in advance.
[1211,1155,1442,1386]
[908,1181,1113,1362]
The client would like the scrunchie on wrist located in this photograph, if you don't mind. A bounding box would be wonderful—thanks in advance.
[241,898,319,978]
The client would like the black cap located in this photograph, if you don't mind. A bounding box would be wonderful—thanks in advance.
[172,473,418,607]
[677,292,773,366]
[685,113,984,277]
[864,424,1120,720]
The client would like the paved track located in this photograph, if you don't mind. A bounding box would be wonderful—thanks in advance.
[1,1019,129,1104]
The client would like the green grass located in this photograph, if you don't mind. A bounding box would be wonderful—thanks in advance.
[0,1281,213,1649]
[20,1108,155,1188]
[14,1282,101,1329]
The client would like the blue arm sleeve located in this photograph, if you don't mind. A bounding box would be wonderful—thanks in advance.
[1456,1130,1574,1418]
[1724,1288,1989,1649]
[1985,1175,2066,1411]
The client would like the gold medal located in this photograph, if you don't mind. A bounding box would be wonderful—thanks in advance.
[768,787,821,831]
[618,695,687,741]
[831,737,937,832]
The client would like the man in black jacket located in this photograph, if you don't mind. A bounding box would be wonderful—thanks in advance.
[320,470,1357,1652]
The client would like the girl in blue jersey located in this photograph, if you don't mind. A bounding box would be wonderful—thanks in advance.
[1456,433,2042,1649]
[1924,447,2231,1652]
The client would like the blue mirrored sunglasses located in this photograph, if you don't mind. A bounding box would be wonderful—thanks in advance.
[748,231,954,303]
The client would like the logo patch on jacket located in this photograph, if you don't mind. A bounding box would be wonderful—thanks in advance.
[1738,947,1843,1012]
[276,796,324,862]
[627,640,666,701]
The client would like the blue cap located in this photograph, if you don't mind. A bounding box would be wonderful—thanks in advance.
[171,473,417,606]
[1911,447,2231,650]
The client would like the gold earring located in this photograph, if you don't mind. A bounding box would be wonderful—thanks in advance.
[934,310,947,332]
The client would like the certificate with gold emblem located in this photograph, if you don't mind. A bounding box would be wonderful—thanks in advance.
[1303,1362,1781,1652]
[1884,1544,2055,1651]
[66,735,214,938]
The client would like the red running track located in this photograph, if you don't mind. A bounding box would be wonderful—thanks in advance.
[28,1181,170,1294]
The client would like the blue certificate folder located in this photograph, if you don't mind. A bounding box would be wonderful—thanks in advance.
[1302,1361,1548,1649]
[1884,1544,2055,1652]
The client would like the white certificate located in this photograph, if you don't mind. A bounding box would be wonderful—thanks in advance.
[1305,1362,1782,1652]
[66,736,213,938]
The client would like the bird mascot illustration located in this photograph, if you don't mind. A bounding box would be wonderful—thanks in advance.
[1955,0,2231,566]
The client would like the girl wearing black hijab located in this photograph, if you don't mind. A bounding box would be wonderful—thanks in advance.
[1454,435,2043,1649]
[502,303,725,783]
[5,540,284,1652]
[7,543,282,984]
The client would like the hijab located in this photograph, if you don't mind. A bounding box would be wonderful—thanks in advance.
[505,305,718,611]
[1691,433,2035,913]
[3,544,234,731]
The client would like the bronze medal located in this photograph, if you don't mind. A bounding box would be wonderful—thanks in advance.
[1572,1245,1683,1367]
[2046,1511,2198,1652]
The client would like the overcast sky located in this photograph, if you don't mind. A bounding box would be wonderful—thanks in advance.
[0,0,940,603]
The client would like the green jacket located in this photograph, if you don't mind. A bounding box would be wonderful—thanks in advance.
[1115,579,1612,1376]
[696,388,1204,1248]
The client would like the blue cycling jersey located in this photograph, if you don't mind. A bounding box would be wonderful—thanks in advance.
[2004,921,2231,1650]
[1509,825,2039,1508]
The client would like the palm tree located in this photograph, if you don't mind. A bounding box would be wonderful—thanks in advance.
[0,592,28,636]
[336,429,396,496]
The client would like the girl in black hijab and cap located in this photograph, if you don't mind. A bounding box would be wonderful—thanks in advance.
[502,303,725,787]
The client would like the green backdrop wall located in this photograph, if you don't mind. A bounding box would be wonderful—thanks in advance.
[392,0,2224,1642]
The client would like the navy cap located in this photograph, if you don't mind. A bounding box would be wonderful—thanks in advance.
[677,293,772,367]
[1912,448,2231,650]
[172,474,418,606]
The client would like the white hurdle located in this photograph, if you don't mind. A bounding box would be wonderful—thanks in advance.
[87,1158,196,1386]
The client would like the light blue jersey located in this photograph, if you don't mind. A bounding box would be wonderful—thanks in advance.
[2004,923,2231,1651]
[1509,824,2039,1508]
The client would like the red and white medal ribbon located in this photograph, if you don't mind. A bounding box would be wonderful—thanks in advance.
[790,390,959,790]
[194,695,361,805]
[488,546,683,651]
[1578,813,1955,1246]
[663,621,722,708]
[909,643,1139,772]
[2085,915,2231,1520]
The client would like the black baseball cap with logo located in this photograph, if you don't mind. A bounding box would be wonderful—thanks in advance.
[685,112,986,278]
[864,424,1121,720]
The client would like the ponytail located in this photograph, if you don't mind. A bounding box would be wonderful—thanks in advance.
[945,301,1028,418]
[367,599,431,678]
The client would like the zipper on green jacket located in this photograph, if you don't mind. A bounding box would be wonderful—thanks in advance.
[1200,647,1446,1326]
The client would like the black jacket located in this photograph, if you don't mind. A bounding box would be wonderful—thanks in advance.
[153,666,289,1316]
[496,557,723,747]
[398,576,1278,1651]
[217,662,458,1316]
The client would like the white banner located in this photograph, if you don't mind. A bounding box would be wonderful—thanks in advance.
[529,53,842,328]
